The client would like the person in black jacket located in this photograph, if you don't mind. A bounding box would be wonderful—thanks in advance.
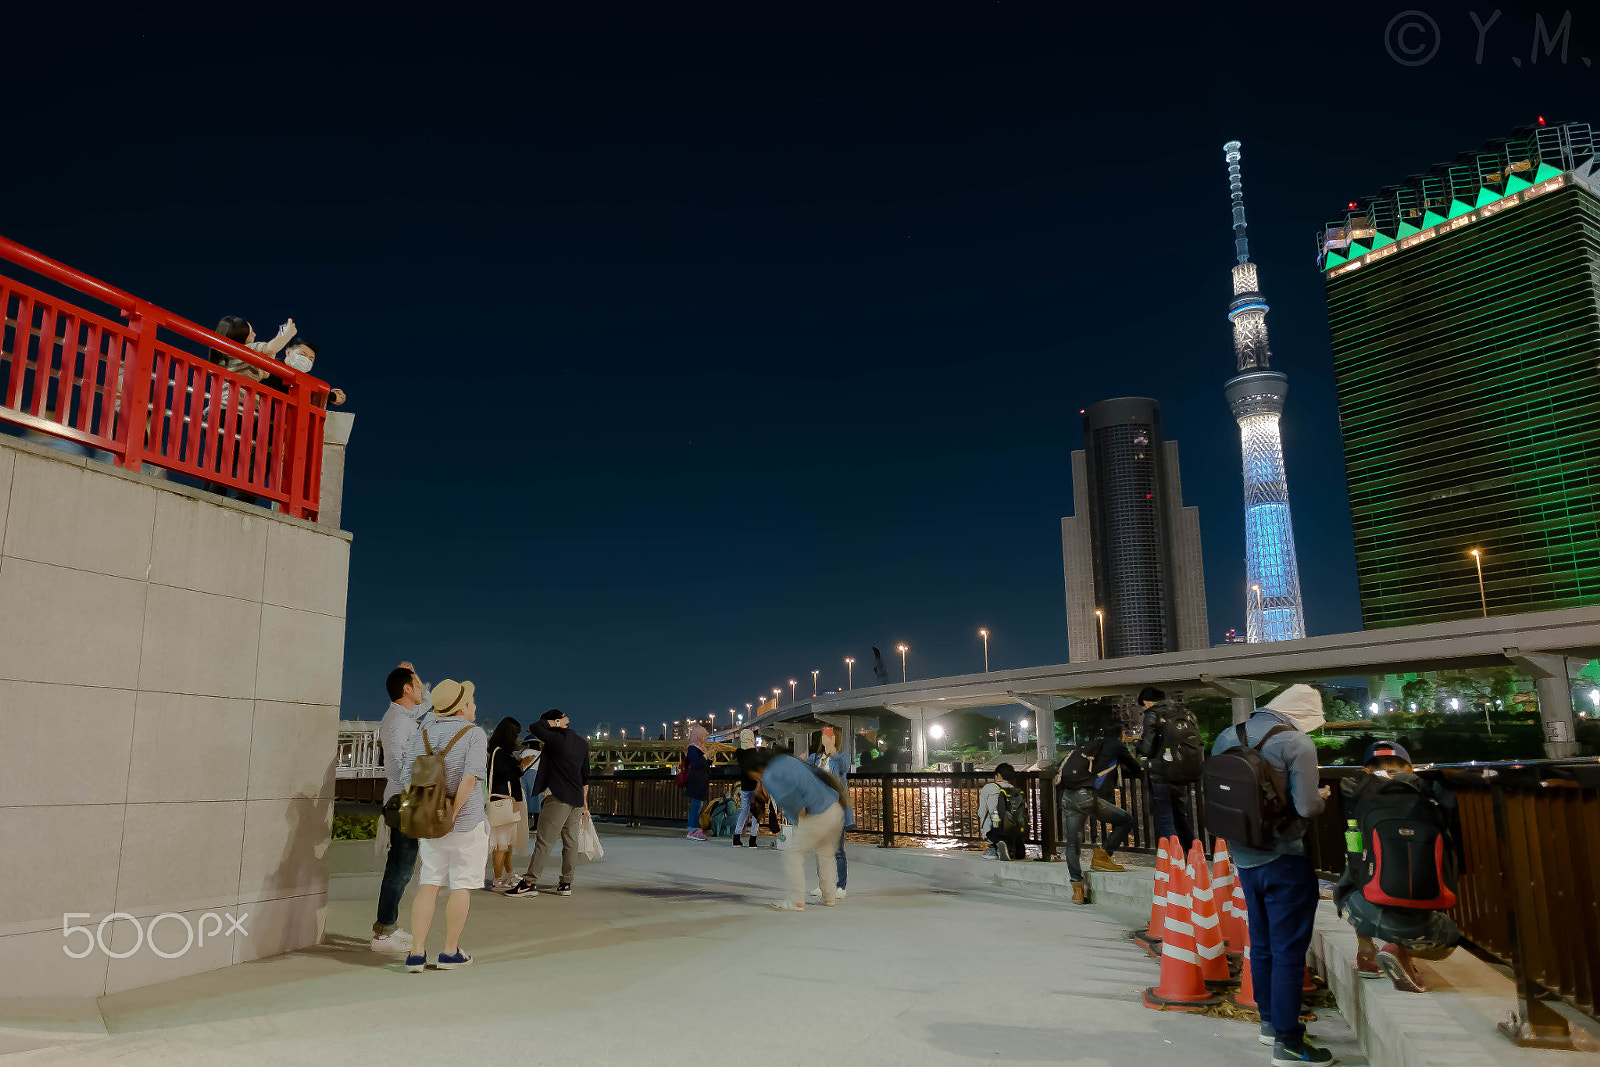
[1055,719,1142,903]
[1135,686,1197,850]
[507,710,590,897]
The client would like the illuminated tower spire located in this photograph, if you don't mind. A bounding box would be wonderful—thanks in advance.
[1222,141,1306,642]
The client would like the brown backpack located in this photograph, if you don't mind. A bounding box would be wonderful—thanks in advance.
[398,724,474,839]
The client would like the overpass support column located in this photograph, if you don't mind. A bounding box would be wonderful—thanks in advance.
[1011,694,1078,769]
[1506,650,1581,759]
[1202,675,1272,725]
[886,705,932,770]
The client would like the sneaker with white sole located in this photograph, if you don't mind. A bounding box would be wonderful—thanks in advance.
[435,949,472,970]
[505,879,539,897]
[808,888,847,900]
[405,953,427,973]
[1272,1038,1335,1065]
[371,929,414,953]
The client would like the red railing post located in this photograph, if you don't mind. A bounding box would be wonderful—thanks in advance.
[115,303,156,472]
[281,376,310,519]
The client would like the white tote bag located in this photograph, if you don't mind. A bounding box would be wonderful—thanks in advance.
[575,810,604,861]
[485,748,520,828]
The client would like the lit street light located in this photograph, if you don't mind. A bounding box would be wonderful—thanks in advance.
[1469,548,1488,617]
[790,679,797,703]
[929,723,945,741]
[845,657,855,690]
[1095,609,1105,659]
[979,628,989,673]
[745,702,753,721]
[812,669,819,697]
[773,687,781,707]
[1250,583,1264,639]
[897,644,909,682]
[662,721,668,738]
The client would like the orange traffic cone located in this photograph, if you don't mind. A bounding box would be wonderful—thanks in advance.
[1212,839,1245,956]
[1303,964,1318,992]
[1224,875,1257,1010]
[1142,841,1221,1011]
[1187,840,1230,984]
[1133,836,1174,957]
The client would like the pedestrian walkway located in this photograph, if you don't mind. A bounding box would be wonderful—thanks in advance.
[0,828,1359,1066]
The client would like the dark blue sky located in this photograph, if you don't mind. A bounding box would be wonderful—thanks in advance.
[4,3,1593,731]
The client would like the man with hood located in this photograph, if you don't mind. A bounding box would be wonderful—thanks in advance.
[1211,684,1334,1066]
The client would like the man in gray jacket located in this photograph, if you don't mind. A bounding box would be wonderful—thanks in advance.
[1211,684,1335,1066]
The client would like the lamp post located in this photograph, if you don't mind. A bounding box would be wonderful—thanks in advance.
[897,644,909,682]
[811,669,819,697]
[773,687,781,707]
[1250,583,1264,640]
[662,721,668,738]
[845,657,854,690]
[790,679,797,703]
[1469,548,1487,617]
[978,628,989,673]
[1094,609,1105,659]
[745,702,753,722]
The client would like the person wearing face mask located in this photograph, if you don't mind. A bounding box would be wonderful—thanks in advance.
[273,338,346,407]
[1211,684,1335,1066]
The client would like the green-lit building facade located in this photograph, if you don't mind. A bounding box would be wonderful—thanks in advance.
[1319,122,1600,627]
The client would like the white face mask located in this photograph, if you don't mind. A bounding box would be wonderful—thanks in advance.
[285,349,314,374]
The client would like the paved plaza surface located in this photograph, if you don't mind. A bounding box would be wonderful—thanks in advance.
[1,829,1361,1066]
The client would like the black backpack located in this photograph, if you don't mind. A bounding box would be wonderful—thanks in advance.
[1349,776,1457,910]
[998,783,1028,831]
[1155,707,1205,782]
[1054,739,1104,791]
[1201,721,1296,848]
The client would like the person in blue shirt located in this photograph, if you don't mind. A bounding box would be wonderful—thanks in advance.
[741,748,845,910]
[807,741,853,900]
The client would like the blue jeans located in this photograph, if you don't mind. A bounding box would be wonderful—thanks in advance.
[735,789,759,837]
[834,821,848,890]
[688,797,704,832]
[1237,853,1319,1044]
[375,827,419,934]
[1150,777,1195,849]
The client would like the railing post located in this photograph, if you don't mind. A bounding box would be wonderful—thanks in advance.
[281,377,309,518]
[1491,782,1582,1049]
[879,773,895,849]
[115,303,155,472]
[1037,773,1060,861]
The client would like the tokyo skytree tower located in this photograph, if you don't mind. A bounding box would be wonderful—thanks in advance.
[1222,141,1306,642]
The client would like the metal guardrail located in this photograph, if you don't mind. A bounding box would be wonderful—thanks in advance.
[0,234,330,518]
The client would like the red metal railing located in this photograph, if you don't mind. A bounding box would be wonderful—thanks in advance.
[0,235,329,519]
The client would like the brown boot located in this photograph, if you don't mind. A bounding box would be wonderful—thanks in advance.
[1071,881,1088,905]
[1090,848,1125,873]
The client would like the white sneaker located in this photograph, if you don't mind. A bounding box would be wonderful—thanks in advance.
[808,887,846,900]
[371,929,413,953]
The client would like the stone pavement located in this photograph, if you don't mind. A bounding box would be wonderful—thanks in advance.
[0,827,1361,1066]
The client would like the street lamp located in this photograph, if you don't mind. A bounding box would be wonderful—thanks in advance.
[979,628,989,673]
[773,687,782,706]
[662,721,668,737]
[845,657,854,690]
[811,669,819,697]
[790,679,798,702]
[1367,702,1379,715]
[1094,609,1105,659]
[929,723,945,740]
[1250,583,1264,639]
[896,644,909,682]
[745,702,753,721]
[1469,549,1488,617]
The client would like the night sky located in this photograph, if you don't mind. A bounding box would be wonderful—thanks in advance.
[4,3,1593,732]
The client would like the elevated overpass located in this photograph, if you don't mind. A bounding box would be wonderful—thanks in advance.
[726,604,1600,766]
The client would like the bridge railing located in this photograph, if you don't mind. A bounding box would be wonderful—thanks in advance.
[0,234,330,519]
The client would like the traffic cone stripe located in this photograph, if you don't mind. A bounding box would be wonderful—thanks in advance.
[1191,912,1220,930]
[1165,892,1192,909]
[1196,941,1227,960]
[1164,918,1194,937]
[1191,885,1214,902]
[1161,944,1200,965]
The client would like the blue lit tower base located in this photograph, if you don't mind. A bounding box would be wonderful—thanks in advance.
[1226,370,1306,641]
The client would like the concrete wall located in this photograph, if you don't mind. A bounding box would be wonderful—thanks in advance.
[0,436,350,997]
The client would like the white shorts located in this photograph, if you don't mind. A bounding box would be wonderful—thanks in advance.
[418,822,490,891]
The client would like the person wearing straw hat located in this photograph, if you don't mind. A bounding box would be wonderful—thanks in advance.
[400,678,488,973]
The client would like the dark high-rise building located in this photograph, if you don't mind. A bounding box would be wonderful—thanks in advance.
[1319,121,1600,627]
[1061,397,1208,660]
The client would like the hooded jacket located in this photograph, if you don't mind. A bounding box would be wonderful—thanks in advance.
[1210,685,1326,869]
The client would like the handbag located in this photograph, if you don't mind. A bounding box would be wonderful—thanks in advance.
[485,748,520,829]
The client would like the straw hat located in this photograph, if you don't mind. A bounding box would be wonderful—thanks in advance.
[431,679,476,716]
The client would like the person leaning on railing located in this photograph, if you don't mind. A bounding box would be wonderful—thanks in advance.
[265,337,346,408]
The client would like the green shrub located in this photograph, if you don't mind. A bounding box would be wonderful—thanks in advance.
[332,813,378,840]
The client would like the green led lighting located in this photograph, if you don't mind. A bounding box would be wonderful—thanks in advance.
[1325,185,1600,628]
